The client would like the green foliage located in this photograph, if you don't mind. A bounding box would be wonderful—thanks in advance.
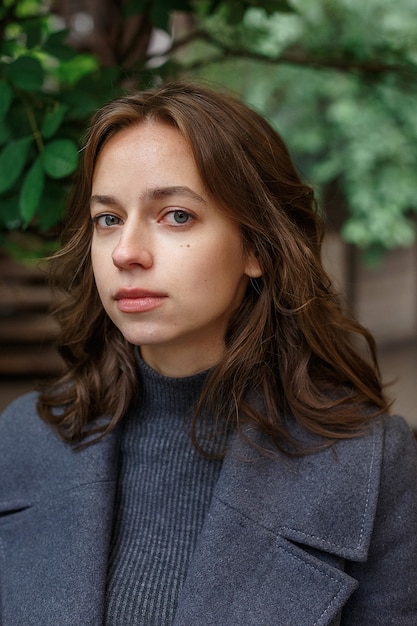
[188,0,417,250]
[0,0,196,244]
[0,1,118,235]
[1,0,417,254]
[19,156,44,223]
[150,0,192,30]
[41,139,78,178]
[4,56,44,90]
[203,0,294,23]
[0,136,33,192]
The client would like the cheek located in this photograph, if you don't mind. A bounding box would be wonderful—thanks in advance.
[183,239,246,293]
[212,236,247,277]
[90,250,101,284]
[91,236,112,268]
[91,245,111,294]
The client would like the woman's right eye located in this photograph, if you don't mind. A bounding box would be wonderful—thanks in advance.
[92,214,122,228]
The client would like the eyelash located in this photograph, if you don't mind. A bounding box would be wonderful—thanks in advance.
[164,210,193,225]
[91,210,194,229]
[91,214,122,228]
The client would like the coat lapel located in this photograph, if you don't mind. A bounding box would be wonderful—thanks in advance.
[0,422,120,626]
[175,423,383,625]
[0,394,384,626]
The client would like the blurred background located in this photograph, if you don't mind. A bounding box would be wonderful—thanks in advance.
[0,0,416,427]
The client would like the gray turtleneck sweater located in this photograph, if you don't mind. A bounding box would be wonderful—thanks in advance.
[104,356,225,625]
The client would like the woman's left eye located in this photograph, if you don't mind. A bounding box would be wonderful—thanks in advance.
[92,214,122,228]
[164,210,193,225]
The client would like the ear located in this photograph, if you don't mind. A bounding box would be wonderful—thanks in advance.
[244,250,263,278]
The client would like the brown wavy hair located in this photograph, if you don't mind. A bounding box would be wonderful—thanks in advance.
[38,80,389,452]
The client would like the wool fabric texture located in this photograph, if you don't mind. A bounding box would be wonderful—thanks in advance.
[104,355,225,625]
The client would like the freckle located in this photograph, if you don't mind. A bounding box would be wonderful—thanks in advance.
[186,244,190,248]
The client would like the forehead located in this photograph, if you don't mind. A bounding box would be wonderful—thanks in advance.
[90,120,212,206]
[100,119,184,153]
[93,121,197,176]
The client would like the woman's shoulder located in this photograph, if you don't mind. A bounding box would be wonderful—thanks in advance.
[306,413,417,494]
[359,413,417,483]
[0,391,53,442]
[1,391,39,426]
[218,413,417,569]
[378,412,416,452]
[371,413,417,513]
[0,392,69,468]
[0,391,119,506]
[296,412,416,468]
[352,411,414,450]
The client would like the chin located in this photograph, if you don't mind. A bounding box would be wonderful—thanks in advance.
[118,328,165,347]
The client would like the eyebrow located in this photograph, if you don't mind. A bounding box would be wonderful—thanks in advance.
[90,185,207,207]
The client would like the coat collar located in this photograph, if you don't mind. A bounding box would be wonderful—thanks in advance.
[0,403,383,625]
[175,424,383,625]
[211,424,383,560]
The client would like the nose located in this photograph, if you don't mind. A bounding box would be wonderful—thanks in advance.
[111,223,153,270]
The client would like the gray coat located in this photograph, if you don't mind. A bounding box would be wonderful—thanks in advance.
[1,392,417,625]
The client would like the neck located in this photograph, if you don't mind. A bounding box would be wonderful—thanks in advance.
[139,343,223,378]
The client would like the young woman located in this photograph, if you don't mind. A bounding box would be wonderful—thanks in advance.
[1,81,416,625]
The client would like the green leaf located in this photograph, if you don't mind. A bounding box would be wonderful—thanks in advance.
[41,104,68,139]
[0,196,21,229]
[0,136,33,193]
[4,56,44,91]
[223,2,246,23]
[123,0,148,17]
[23,18,45,49]
[4,99,33,136]
[41,138,78,178]
[150,4,171,31]
[0,120,11,146]
[205,0,222,14]
[19,156,45,224]
[60,90,104,120]
[43,29,76,60]
[15,0,44,18]
[258,0,295,14]
[55,54,98,85]
[150,0,192,30]
[205,0,294,22]
[160,0,192,11]
[124,0,192,20]
[38,179,66,230]
[75,66,122,98]
[0,81,13,119]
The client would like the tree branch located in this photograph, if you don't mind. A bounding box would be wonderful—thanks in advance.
[161,28,417,78]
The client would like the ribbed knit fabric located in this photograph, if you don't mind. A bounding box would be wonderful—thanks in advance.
[104,355,225,625]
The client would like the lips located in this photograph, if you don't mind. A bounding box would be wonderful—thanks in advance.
[114,288,167,313]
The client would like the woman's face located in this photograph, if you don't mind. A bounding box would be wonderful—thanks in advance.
[90,121,261,376]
